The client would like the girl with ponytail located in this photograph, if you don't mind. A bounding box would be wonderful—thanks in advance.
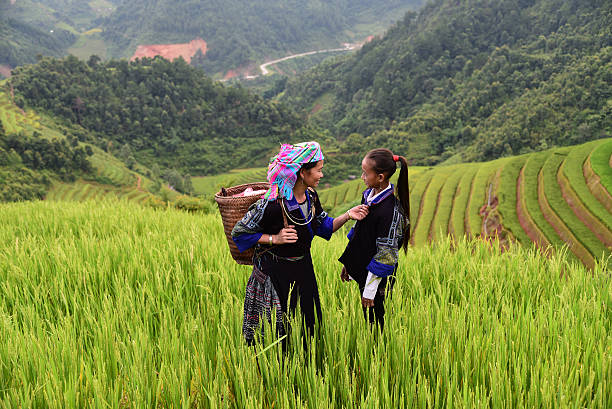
[338,148,410,330]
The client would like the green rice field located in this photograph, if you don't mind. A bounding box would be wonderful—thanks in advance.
[0,200,609,408]
[188,139,611,270]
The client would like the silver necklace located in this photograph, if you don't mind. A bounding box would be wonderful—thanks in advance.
[281,197,315,226]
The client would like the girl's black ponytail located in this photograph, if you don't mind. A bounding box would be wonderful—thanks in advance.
[396,155,410,253]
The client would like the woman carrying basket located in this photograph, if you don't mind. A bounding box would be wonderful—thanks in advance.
[231,141,368,345]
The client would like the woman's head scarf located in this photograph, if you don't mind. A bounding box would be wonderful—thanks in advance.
[263,141,324,201]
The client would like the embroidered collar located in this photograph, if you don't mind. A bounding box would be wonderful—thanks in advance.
[363,184,394,206]
[285,190,311,211]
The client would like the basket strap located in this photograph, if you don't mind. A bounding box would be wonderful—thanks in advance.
[280,198,289,228]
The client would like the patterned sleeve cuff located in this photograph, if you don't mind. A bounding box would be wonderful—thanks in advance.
[232,233,263,252]
[316,216,334,240]
[366,259,395,277]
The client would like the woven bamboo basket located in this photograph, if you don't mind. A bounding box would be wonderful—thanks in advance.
[215,182,270,265]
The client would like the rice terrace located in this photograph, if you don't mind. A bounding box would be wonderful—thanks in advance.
[0,135,610,406]
[1,0,611,407]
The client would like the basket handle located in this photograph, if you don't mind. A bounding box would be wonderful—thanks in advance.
[281,198,289,228]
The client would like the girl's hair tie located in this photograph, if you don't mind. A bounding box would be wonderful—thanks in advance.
[392,155,400,162]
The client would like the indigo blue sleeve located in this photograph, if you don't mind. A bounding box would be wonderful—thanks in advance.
[366,259,396,277]
[232,232,263,253]
[315,216,333,240]
[231,199,268,252]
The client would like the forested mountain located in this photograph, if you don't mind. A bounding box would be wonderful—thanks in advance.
[280,0,611,165]
[101,0,422,73]
[0,0,75,68]
[8,56,311,174]
[0,0,117,69]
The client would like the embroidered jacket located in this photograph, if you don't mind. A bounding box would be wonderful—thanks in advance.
[231,189,333,258]
[339,185,407,280]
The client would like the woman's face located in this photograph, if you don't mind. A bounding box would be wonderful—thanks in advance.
[300,160,324,188]
[361,157,384,189]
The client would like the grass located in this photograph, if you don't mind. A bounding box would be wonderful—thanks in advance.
[411,166,454,245]
[521,151,566,250]
[192,168,267,197]
[0,200,609,407]
[557,160,612,250]
[466,159,508,237]
[516,163,552,251]
[449,165,478,239]
[0,90,44,134]
[541,149,607,268]
[496,155,531,245]
[429,166,463,242]
[590,139,612,195]
[45,180,150,204]
[409,170,435,242]
[67,33,108,60]
[563,140,612,231]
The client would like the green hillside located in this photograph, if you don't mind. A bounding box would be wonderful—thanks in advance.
[315,139,612,269]
[0,83,182,205]
[0,199,608,407]
[101,0,422,74]
[0,0,115,69]
[8,56,308,175]
[280,0,611,166]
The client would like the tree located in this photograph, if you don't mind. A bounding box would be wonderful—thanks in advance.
[183,173,194,194]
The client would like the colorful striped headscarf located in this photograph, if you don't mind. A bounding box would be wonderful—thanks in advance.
[263,141,324,201]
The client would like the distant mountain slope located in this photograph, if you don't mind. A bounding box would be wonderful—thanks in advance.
[0,16,74,68]
[101,0,422,74]
[8,56,310,175]
[0,0,116,69]
[280,0,611,165]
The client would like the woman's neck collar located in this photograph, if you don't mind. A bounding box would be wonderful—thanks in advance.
[372,181,390,195]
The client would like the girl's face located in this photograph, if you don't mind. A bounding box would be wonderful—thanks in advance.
[361,157,385,189]
[300,160,324,188]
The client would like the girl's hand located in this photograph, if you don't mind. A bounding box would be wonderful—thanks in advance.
[274,225,298,244]
[348,205,369,221]
[361,297,374,308]
[340,266,350,282]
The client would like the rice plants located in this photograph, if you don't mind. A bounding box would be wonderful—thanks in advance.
[522,151,568,252]
[496,155,531,245]
[448,165,478,239]
[466,159,508,237]
[563,140,612,231]
[412,167,455,245]
[590,139,612,194]
[409,169,435,242]
[558,160,612,250]
[429,166,462,242]
[540,149,607,268]
[516,163,551,252]
[0,200,609,408]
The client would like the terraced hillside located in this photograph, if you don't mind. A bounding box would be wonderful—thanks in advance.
[192,168,268,196]
[317,140,612,270]
[0,85,157,205]
[0,86,42,134]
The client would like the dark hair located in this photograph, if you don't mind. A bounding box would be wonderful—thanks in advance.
[365,148,410,252]
[300,161,318,171]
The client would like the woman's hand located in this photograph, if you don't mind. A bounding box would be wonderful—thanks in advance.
[361,297,374,308]
[273,225,298,244]
[340,266,350,282]
[348,205,369,221]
